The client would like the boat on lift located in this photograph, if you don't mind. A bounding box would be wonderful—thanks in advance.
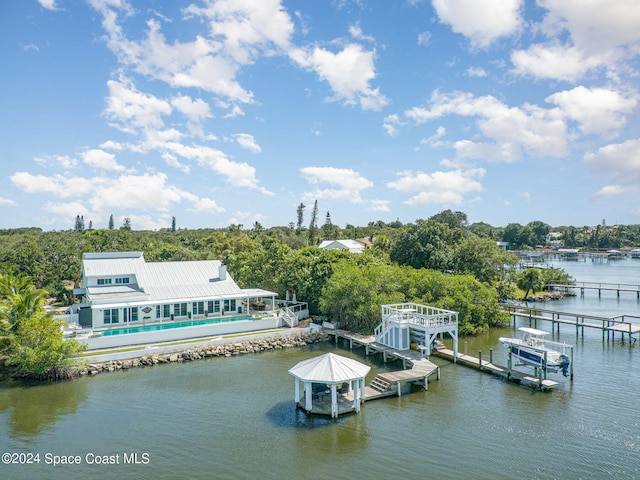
[499,327,570,376]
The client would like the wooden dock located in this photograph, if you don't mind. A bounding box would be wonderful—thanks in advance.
[502,305,640,343]
[546,281,640,299]
[432,347,559,391]
[324,329,440,400]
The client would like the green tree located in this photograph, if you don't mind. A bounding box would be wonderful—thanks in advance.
[429,209,468,230]
[171,216,176,232]
[121,217,132,231]
[108,214,114,230]
[308,200,319,245]
[516,268,543,300]
[389,219,462,271]
[296,202,305,235]
[453,236,518,283]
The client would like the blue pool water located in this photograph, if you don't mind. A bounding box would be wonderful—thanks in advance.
[99,315,253,336]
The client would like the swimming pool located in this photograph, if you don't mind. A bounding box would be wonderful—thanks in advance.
[99,315,253,336]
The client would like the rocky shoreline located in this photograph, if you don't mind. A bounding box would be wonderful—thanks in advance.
[76,331,330,377]
[525,290,576,302]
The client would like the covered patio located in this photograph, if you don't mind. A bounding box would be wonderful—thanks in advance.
[289,352,370,418]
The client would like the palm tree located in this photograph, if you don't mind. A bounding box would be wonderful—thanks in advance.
[516,268,542,300]
[0,273,48,333]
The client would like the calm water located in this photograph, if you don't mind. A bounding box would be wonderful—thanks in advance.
[0,259,639,479]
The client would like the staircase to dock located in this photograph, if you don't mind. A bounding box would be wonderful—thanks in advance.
[365,375,396,399]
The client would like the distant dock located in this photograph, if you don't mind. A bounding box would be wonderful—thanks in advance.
[546,281,640,299]
[502,305,640,343]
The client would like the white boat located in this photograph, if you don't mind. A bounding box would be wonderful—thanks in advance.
[499,327,570,376]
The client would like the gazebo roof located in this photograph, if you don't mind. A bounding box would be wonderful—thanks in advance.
[288,352,371,383]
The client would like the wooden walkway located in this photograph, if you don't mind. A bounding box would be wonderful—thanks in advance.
[502,305,640,343]
[324,329,440,400]
[432,347,559,391]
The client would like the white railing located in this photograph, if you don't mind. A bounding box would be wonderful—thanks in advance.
[279,307,298,328]
[53,313,79,325]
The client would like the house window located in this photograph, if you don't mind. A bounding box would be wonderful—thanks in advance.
[163,304,171,318]
[174,303,187,317]
[97,278,112,285]
[104,308,119,324]
[223,299,236,312]
[130,307,138,322]
[208,300,220,313]
[193,302,204,315]
[115,277,130,284]
[156,305,161,319]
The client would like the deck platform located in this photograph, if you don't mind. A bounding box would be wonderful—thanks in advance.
[324,329,440,401]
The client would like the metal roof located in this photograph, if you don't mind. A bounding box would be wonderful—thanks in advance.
[83,252,275,304]
[288,352,371,383]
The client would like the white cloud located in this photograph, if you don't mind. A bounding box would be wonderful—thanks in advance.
[124,214,171,231]
[349,23,375,42]
[369,199,390,212]
[171,94,212,123]
[405,90,567,161]
[546,86,637,135]
[37,0,58,11]
[420,126,446,147]
[387,168,485,206]
[538,0,640,57]
[466,66,487,77]
[432,0,523,48]
[81,148,126,171]
[290,43,389,110]
[417,31,432,47]
[0,197,16,207]
[105,77,172,133]
[584,138,640,196]
[10,172,94,198]
[511,1,640,81]
[23,44,39,53]
[383,114,402,137]
[234,133,262,153]
[43,201,90,218]
[300,166,373,203]
[190,197,226,213]
[510,44,604,82]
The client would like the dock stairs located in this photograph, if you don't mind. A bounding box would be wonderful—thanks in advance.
[368,375,393,394]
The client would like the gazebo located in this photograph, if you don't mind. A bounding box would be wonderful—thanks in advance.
[288,352,371,418]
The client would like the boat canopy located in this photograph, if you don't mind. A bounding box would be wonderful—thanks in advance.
[518,327,550,336]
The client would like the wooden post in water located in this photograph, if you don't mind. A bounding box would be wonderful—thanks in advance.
[507,347,512,380]
[489,348,493,365]
[570,347,574,381]
[543,351,548,380]
[478,350,482,371]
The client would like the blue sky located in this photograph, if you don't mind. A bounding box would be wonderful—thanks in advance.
[1,0,639,231]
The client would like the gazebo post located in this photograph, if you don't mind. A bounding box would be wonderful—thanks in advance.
[330,383,338,418]
[294,378,300,403]
[304,382,313,411]
[360,378,366,400]
[353,380,360,412]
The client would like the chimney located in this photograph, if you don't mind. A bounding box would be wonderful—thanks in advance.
[219,264,227,281]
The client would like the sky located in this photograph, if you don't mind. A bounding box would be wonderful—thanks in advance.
[1,0,639,231]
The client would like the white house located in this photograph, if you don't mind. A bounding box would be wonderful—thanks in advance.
[318,239,366,253]
[75,252,278,330]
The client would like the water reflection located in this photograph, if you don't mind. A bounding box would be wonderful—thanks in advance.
[0,377,88,438]
[265,401,370,454]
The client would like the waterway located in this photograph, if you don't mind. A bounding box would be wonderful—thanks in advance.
[0,259,638,479]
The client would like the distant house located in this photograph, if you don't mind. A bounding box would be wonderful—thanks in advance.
[318,239,366,253]
[75,252,277,330]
